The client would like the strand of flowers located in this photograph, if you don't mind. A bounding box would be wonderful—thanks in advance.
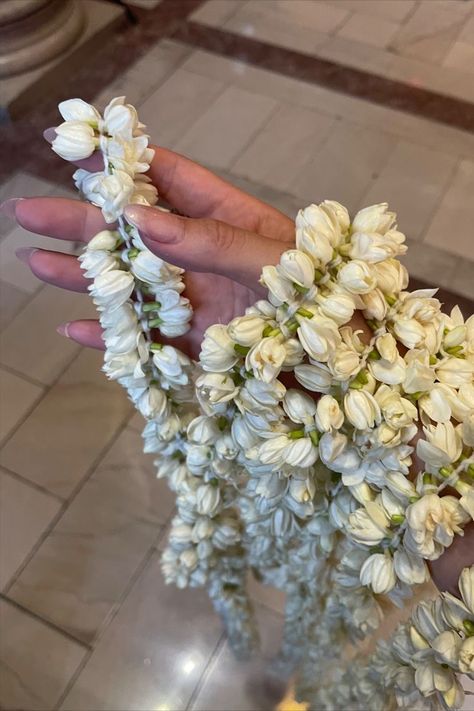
[302,565,474,710]
[52,97,474,707]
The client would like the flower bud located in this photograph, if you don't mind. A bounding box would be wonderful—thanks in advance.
[196,484,221,516]
[338,260,376,294]
[187,415,220,445]
[360,553,396,594]
[294,362,332,393]
[278,249,315,288]
[87,229,119,251]
[315,395,343,432]
[393,549,429,585]
[344,390,381,430]
[200,324,238,372]
[298,315,341,362]
[59,98,100,123]
[228,315,266,346]
[283,389,317,424]
[52,121,97,161]
[352,203,396,234]
[260,265,295,304]
[246,336,286,382]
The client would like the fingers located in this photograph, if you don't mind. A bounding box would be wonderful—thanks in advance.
[58,319,105,350]
[43,128,293,239]
[14,197,111,243]
[124,205,285,293]
[17,248,90,292]
[429,521,474,595]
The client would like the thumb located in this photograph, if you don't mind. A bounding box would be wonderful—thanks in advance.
[123,205,286,292]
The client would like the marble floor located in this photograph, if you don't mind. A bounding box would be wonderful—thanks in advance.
[1,1,474,710]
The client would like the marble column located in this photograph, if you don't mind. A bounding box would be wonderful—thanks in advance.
[0,0,84,79]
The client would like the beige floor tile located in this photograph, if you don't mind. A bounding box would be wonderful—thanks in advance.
[451,257,474,301]
[0,468,61,589]
[330,0,415,22]
[127,410,146,433]
[0,222,76,294]
[138,68,224,148]
[270,0,349,34]
[182,49,474,157]
[337,11,399,49]
[94,39,191,108]
[174,86,277,171]
[60,552,222,711]
[292,120,396,213]
[0,599,86,711]
[400,239,458,290]
[443,40,474,73]
[224,4,328,54]
[362,140,457,241]
[8,428,172,644]
[423,159,474,260]
[0,349,132,498]
[192,604,284,711]
[190,0,242,27]
[0,367,44,444]
[0,285,95,385]
[223,170,306,221]
[0,281,30,331]
[390,3,465,64]
[232,103,335,193]
[0,172,57,239]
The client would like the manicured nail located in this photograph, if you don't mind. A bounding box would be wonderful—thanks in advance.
[124,205,149,228]
[43,127,57,144]
[0,197,24,220]
[56,322,71,338]
[15,247,38,264]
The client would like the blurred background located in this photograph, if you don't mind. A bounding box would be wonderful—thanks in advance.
[0,1,473,709]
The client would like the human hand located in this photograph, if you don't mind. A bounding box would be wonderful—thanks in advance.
[5,144,298,359]
[2,140,471,596]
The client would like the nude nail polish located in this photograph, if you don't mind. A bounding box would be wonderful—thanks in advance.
[15,247,37,264]
[0,197,25,220]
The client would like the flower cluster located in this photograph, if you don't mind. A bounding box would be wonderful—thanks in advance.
[53,96,474,708]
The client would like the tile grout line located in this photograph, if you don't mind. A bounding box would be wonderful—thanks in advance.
[0,360,47,391]
[0,593,91,651]
[2,410,134,598]
[53,544,160,710]
[226,100,281,174]
[185,633,227,711]
[0,465,65,504]
[418,154,463,245]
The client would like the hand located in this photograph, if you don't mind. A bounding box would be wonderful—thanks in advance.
[8,145,296,359]
[3,141,471,597]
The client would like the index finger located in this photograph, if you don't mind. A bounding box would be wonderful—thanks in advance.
[14,197,110,243]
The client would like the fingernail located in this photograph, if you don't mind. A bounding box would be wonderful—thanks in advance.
[124,205,149,228]
[0,197,25,220]
[56,322,71,338]
[15,247,38,264]
[43,127,57,144]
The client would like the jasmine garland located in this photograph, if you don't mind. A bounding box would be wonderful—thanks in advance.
[52,97,474,708]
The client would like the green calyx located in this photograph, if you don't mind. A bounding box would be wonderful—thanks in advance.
[217,416,228,431]
[463,619,474,637]
[390,514,405,525]
[262,326,281,338]
[309,430,320,447]
[142,301,161,312]
[293,283,309,294]
[288,429,305,440]
[296,307,314,319]
[150,342,163,351]
[234,343,250,356]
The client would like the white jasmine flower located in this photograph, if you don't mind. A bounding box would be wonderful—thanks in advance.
[58,98,100,123]
[187,415,220,445]
[153,345,191,386]
[130,249,168,284]
[385,471,417,499]
[236,378,285,416]
[294,362,333,393]
[87,229,119,251]
[458,637,474,674]
[283,389,317,425]
[213,518,240,549]
[315,395,343,432]
[347,503,391,546]
[375,386,417,429]
[76,169,135,223]
[52,121,97,161]
[350,229,406,263]
[106,135,154,175]
[295,203,342,247]
[328,344,360,380]
[79,249,117,278]
[296,227,333,266]
[436,357,474,387]
[393,317,426,350]
[432,630,462,667]
[278,249,315,288]
[196,373,240,411]
[405,494,470,559]
[89,269,134,311]
[245,336,286,382]
[260,265,295,305]
[416,421,463,469]
[352,203,396,234]
[338,260,376,294]
[200,324,238,372]
[297,314,341,362]
[103,96,139,138]
[393,549,429,585]
[316,290,356,325]
[414,660,456,697]
[137,386,168,419]
[282,337,304,367]
[360,288,388,321]
[228,315,266,346]
[344,390,381,430]
[373,258,408,295]
[360,553,396,594]
[403,349,436,394]
[196,484,221,517]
